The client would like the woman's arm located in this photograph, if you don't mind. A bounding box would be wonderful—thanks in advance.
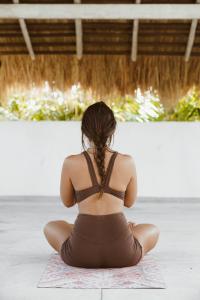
[124,155,138,208]
[60,156,76,208]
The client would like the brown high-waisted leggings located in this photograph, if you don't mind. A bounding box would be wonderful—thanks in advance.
[60,212,143,268]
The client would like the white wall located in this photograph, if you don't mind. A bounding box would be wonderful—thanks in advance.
[0,121,199,198]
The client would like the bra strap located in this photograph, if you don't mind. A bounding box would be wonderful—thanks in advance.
[83,151,98,186]
[104,151,118,187]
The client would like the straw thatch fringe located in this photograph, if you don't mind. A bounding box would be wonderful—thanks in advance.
[0,54,200,110]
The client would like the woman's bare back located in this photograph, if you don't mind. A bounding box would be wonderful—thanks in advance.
[65,148,136,215]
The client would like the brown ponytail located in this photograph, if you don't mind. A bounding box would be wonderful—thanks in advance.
[81,101,116,199]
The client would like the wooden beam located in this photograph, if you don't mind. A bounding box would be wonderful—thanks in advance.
[12,0,35,60]
[184,0,200,62]
[2,41,200,48]
[131,0,141,62]
[0,4,200,20]
[1,50,200,56]
[0,31,195,38]
[0,22,194,30]
[0,22,192,32]
[185,19,199,62]
[18,19,35,59]
[74,0,83,60]
[0,32,76,38]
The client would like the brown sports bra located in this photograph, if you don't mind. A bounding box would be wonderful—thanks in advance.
[74,150,125,203]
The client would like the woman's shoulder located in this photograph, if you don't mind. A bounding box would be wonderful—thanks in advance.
[65,150,135,162]
[117,151,134,161]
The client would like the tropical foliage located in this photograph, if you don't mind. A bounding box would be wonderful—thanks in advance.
[164,88,200,121]
[0,82,200,122]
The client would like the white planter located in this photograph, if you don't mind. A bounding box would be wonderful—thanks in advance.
[0,121,199,198]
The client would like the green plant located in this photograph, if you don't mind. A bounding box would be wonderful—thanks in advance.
[1,82,200,122]
[165,87,200,121]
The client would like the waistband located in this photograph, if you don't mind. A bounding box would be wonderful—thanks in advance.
[73,211,131,243]
[77,211,124,218]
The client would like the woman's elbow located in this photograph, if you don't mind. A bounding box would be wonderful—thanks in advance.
[124,197,137,208]
[60,196,74,208]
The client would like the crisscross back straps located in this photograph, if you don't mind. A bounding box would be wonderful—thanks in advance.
[83,151,98,186]
[104,151,118,187]
[83,150,118,188]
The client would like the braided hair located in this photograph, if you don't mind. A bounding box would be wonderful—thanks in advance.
[81,101,117,199]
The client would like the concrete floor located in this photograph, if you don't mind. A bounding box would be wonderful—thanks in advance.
[0,197,200,300]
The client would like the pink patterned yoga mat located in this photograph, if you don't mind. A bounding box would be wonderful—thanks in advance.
[37,252,166,289]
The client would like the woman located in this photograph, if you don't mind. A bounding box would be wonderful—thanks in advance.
[43,101,160,268]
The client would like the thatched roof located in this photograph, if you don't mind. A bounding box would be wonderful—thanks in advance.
[0,1,200,110]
